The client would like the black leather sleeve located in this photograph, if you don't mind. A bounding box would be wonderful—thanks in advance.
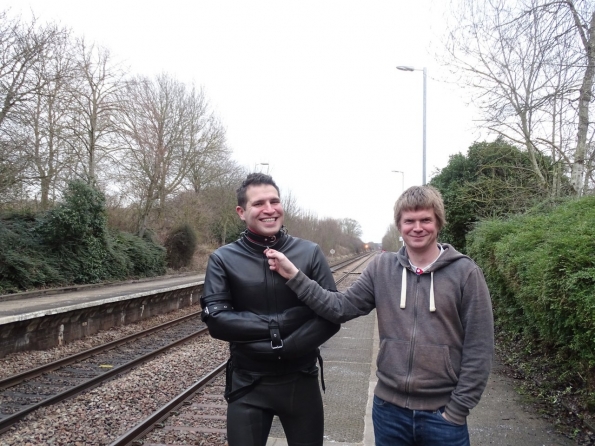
[281,315,340,358]
[278,305,315,336]
[240,315,340,359]
[202,254,271,342]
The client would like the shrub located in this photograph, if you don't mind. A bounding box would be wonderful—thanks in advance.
[164,224,197,269]
[0,182,167,292]
[431,139,559,252]
[113,231,166,277]
[35,181,126,283]
[467,196,595,381]
[0,213,65,293]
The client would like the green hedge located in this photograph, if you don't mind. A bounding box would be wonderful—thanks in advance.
[0,212,65,293]
[164,224,197,269]
[467,196,595,376]
[0,181,166,294]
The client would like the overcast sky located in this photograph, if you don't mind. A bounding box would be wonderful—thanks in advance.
[4,0,484,243]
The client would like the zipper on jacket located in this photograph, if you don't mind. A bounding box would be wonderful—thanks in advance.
[404,272,421,408]
[263,251,283,359]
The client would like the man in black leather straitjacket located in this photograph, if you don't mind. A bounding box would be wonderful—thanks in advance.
[201,173,340,446]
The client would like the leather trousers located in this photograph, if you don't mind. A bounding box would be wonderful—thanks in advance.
[226,366,324,446]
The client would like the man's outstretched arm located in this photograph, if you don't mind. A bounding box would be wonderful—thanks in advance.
[265,248,377,323]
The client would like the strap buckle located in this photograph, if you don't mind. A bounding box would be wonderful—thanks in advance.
[269,320,283,350]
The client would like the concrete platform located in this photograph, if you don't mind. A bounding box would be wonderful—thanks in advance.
[0,276,579,445]
[267,310,575,446]
[0,275,204,357]
[0,274,204,324]
[267,310,377,446]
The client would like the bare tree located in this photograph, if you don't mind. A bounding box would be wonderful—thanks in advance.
[279,190,301,222]
[341,218,363,239]
[0,12,65,127]
[317,218,343,255]
[116,74,220,236]
[64,39,124,186]
[0,11,69,202]
[17,28,74,209]
[442,0,595,196]
[382,224,402,252]
[186,116,230,195]
[196,160,247,245]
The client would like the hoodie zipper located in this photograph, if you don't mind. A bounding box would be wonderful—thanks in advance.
[404,271,421,408]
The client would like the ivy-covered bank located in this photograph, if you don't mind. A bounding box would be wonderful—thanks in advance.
[0,181,166,294]
[467,195,595,412]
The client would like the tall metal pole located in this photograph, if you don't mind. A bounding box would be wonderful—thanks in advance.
[255,162,269,174]
[392,170,404,194]
[396,65,427,185]
[422,67,427,185]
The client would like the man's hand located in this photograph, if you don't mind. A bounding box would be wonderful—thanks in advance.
[265,248,299,279]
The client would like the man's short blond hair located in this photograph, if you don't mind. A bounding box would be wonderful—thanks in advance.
[393,185,446,231]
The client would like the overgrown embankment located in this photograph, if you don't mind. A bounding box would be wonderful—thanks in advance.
[0,181,166,294]
[467,195,595,442]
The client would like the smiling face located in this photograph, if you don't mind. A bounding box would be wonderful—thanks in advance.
[398,208,439,256]
[236,184,284,236]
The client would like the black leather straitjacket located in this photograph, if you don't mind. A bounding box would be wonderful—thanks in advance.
[201,230,340,374]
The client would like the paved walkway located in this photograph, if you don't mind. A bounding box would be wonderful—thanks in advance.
[267,311,575,446]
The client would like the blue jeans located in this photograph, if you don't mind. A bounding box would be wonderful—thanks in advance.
[372,395,470,446]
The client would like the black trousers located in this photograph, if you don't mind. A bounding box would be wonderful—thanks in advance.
[226,366,324,446]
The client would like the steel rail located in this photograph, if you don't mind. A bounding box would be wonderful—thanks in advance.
[0,311,201,390]
[109,361,227,446]
[329,252,372,272]
[0,327,208,434]
[335,254,375,285]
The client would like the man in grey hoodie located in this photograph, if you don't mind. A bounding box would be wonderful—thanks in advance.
[264,185,494,446]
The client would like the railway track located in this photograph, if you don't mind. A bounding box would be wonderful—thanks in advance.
[0,252,377,444]
[332,252,376,284]
[110,363,227,446]
[106,252,377,445]
[0,312,206,434]
[329,252,372,273]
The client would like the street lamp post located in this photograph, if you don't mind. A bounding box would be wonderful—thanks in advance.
[396,65,427,185]
[255,162,269,174]
[391,170,405,194]
[391,170,406,249]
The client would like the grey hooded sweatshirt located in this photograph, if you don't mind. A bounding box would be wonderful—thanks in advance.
[286,243,494,425]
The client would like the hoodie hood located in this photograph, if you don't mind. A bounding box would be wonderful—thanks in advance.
[396,243,469,312]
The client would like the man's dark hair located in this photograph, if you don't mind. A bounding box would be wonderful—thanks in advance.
[236,173,280,208]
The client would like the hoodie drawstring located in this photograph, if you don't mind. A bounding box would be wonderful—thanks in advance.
[400,267,407,309]
[429,272,435,312]
[400,267,436,312]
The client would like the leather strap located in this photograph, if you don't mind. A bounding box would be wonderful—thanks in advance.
[269,319,284,349]
[318,354,326,392]
[224,359,262,403]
